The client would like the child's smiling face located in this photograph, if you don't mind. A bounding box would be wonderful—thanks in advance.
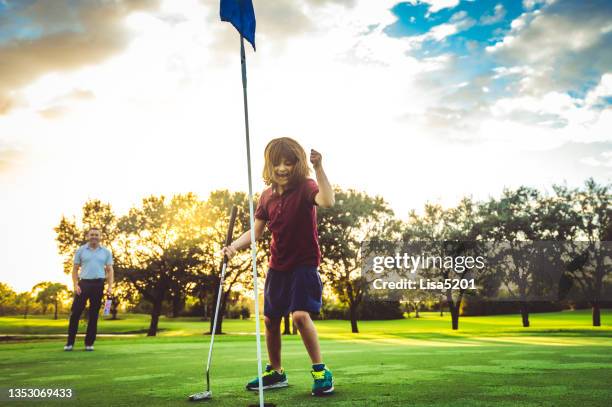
[273,157,295,186]
[263,137,309,188]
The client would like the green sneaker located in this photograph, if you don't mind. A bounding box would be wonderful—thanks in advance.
[246,365,288,391]
[311,367,334,396]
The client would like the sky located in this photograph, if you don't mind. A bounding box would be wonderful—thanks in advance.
[0,0,611,291]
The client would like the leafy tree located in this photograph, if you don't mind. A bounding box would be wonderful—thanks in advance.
[33,282,69,319]
[15,291,34,319]
[403,198,485,330]
[479,187,549,327]
[0,283,17,316]
[548,179,611,326]
[318,188,400,333]
[106,281,137,320]
[572,179,611,326]
[189,275,216,320]
[32,282,51,315]
[54,193,269,336]
[116,194,209,336]
[537,185,582,241]
[202,190,270,334]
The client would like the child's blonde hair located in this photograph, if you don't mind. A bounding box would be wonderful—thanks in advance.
[262,137,310,186]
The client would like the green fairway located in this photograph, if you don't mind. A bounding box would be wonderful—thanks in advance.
[1,310,611,406]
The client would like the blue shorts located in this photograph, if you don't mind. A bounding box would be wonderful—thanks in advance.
[264,264,323,318]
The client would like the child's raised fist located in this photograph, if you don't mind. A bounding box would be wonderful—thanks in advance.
[310,149,322,169]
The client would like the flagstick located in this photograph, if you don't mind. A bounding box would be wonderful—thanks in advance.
[240,35,265,407]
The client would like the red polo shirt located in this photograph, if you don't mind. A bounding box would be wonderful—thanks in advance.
[255,178,321,271]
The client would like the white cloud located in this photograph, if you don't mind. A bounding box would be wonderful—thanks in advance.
[492,92,579,118]
[427,23,458,41]
[1,0,611,291]
[585,73,612,106]
[450,10,476,30]
[408,10,475,44]
[487,0,612,96]
[480,4,506,25]
[580,153,612,168]
[522,0,555,10]
[425,0,460,13]
[0,0,161,115]
[492,65,534,79]
[405,0,460,14]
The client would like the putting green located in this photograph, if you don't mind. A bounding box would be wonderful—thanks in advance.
[0,310,610,406]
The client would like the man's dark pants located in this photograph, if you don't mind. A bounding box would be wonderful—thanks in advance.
[66,279,105,346]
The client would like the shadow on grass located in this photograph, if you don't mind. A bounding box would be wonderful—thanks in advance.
[495,329,612,337]
[0,329,168,342]
[387,329,612,340]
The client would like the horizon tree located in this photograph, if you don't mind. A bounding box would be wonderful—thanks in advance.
[479,187,549,327]
[202,190,271,335]
[403,198,486,330]
[16,290,34,319]
[539,179,611,326]
[106,281,137,320]
[318,188,401,333]
[33,282,69,319]
[0,283,16,316]
[116,193,209,336]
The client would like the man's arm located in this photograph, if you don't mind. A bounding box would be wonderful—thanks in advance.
[105,265,114,296]
[310,149,335,208]
[72,264,81,295]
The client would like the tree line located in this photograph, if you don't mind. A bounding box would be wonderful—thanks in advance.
[0,282,69,320]
[0,178,609,334]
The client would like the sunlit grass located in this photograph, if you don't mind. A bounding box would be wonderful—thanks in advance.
[0,310,610,406]
[1,309,610,338]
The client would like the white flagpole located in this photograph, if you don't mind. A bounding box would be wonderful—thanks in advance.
[240,35,265,407]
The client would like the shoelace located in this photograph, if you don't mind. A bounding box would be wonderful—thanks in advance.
[262,368,281,377]
[311,370,325,380]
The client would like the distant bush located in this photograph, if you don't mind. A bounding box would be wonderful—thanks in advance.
[566,300,612,310]
[358,300,404,320]
[319,300,404,320]
[320,301,348,320]
[131,299,153,314]
[461,299,565,316]
[225,297,251,320]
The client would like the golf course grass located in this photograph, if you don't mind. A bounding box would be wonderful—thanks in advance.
[1,310,611,406]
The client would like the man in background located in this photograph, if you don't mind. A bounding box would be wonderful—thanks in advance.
[64,227,113,351]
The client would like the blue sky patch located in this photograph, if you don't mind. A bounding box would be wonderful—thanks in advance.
[0,0,83,45]
[385,1,524,53]
[381,1,612,109]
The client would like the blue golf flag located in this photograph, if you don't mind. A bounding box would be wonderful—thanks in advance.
[220,0,256,50]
